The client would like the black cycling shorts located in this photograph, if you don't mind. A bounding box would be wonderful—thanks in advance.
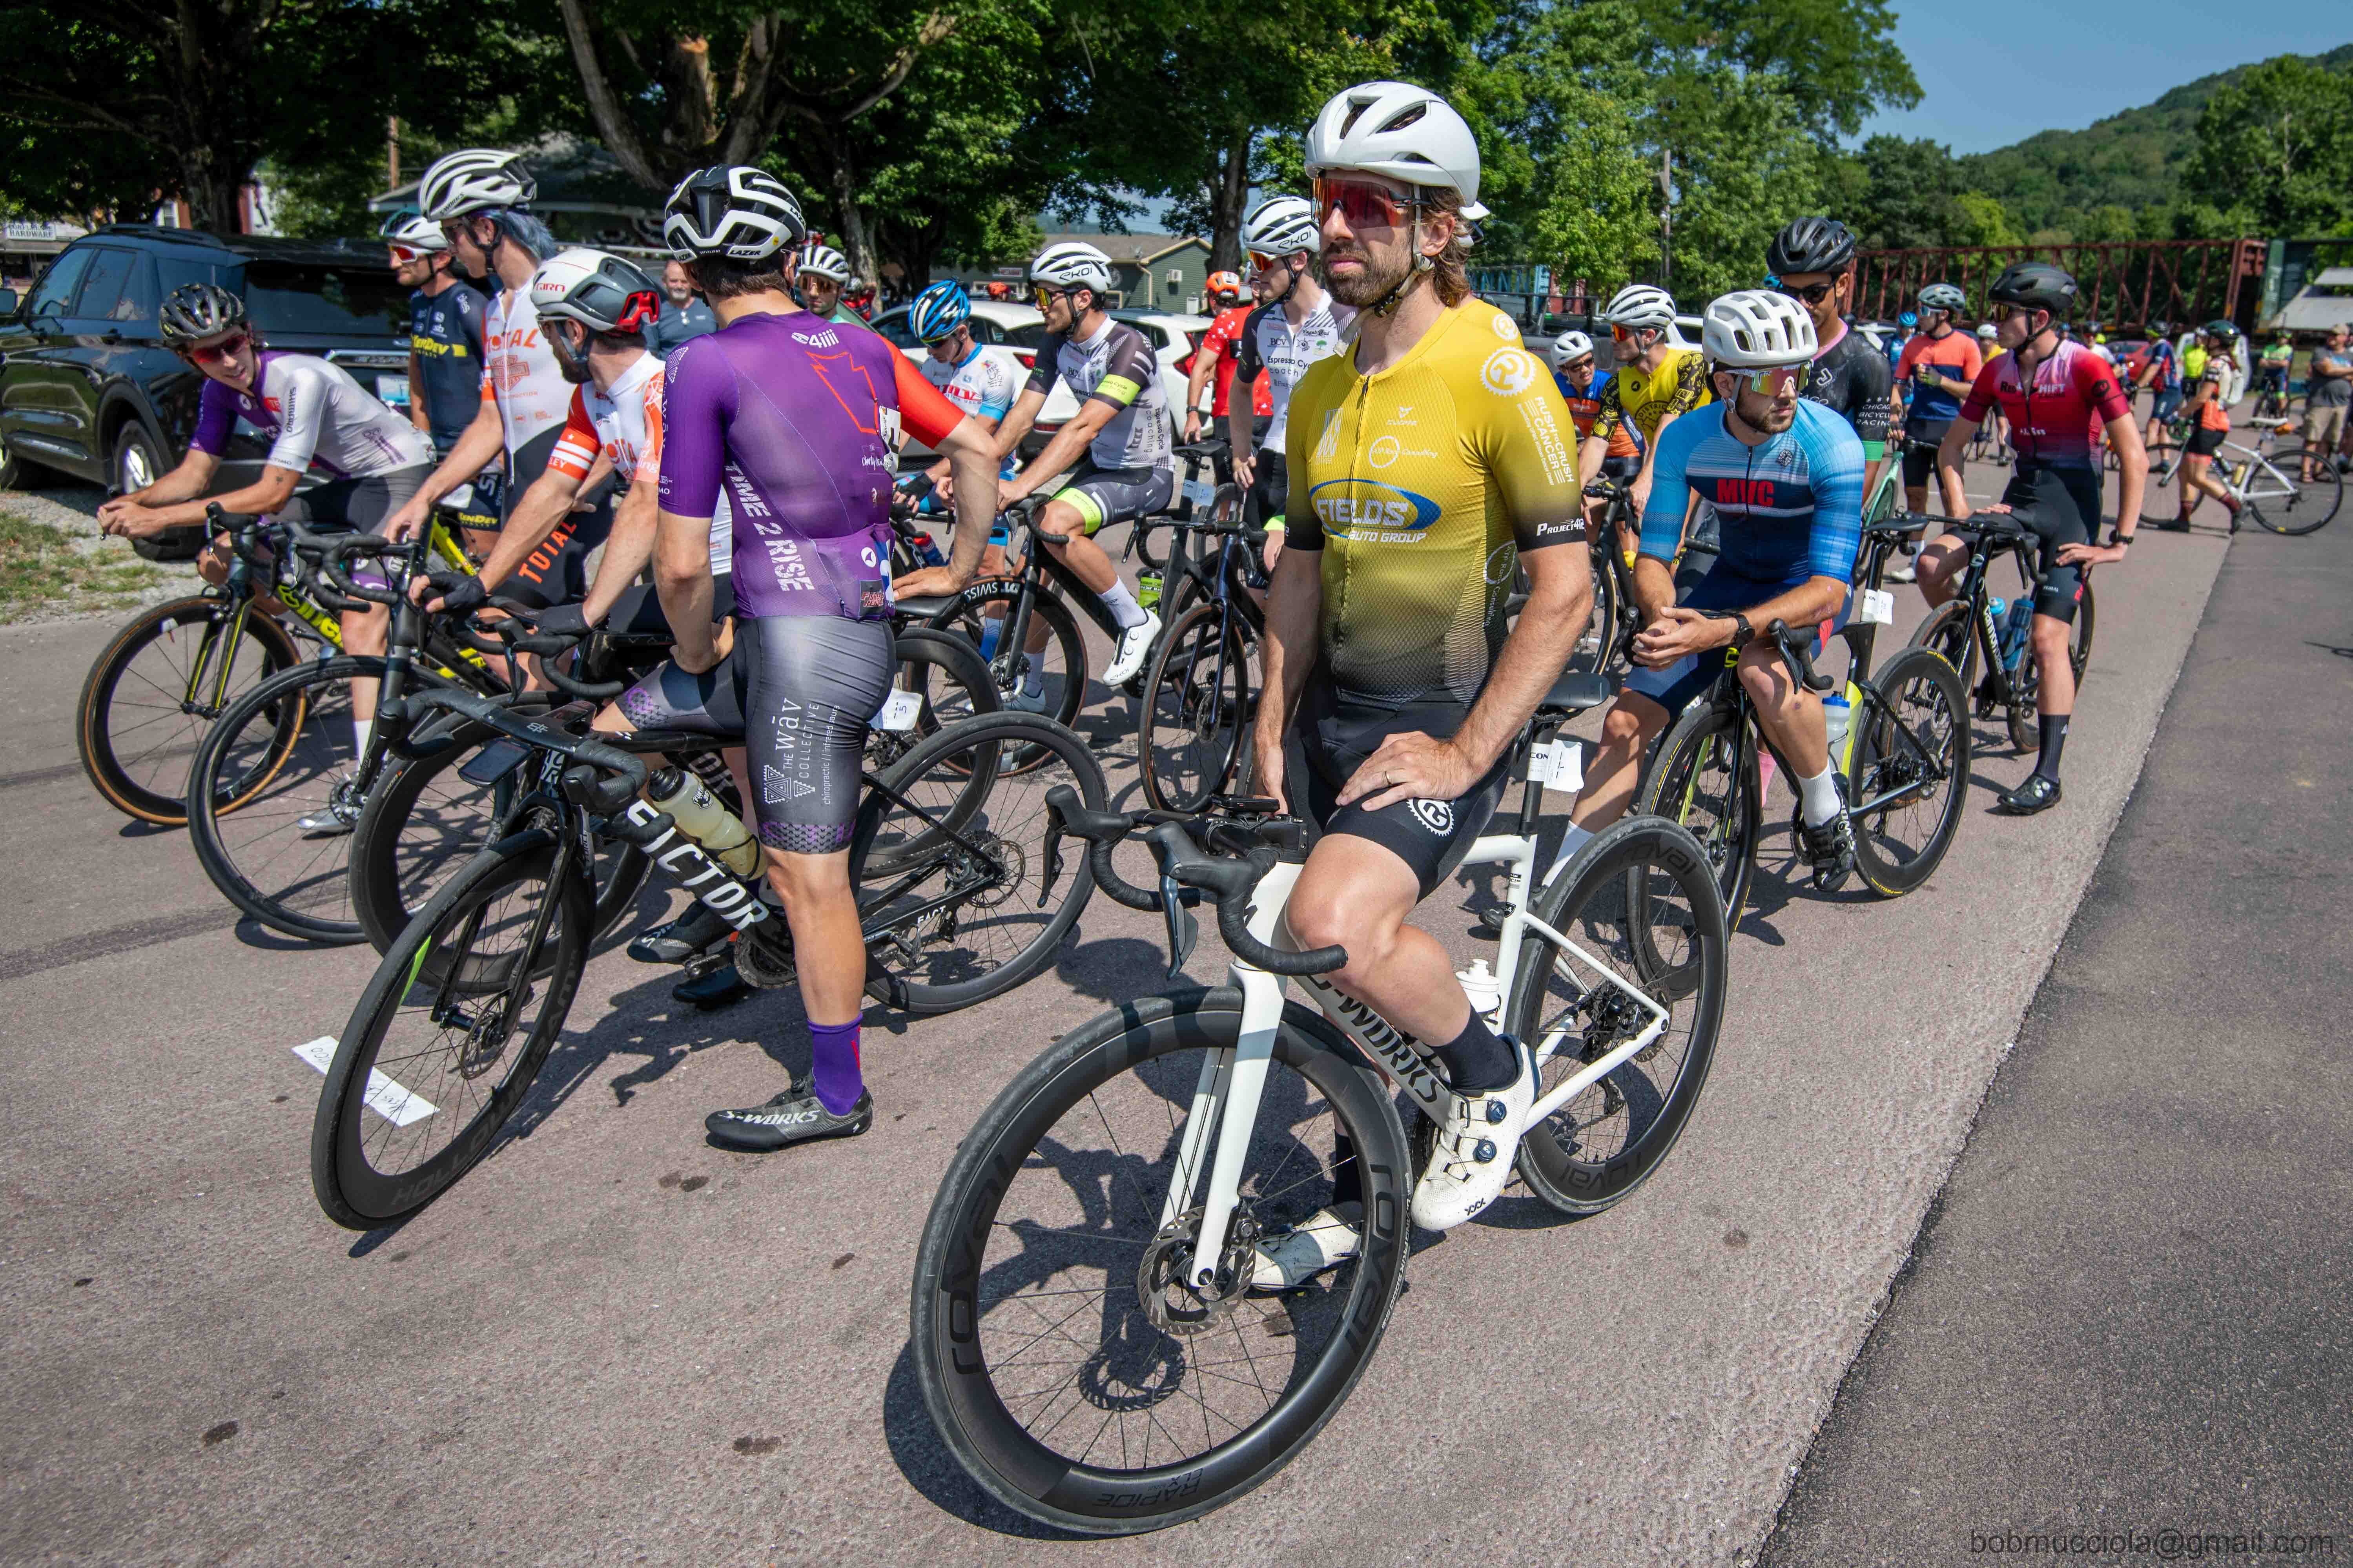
[1243,454,1289,529]
[1956,466,2096,625]
[601,574,736,638]
[2185,425,2227,458]
[615,615,894,854]
[494,425,616,609]
[1901,430,1949,489]
[1294,687,1510,900]
[1046,458,1175,535]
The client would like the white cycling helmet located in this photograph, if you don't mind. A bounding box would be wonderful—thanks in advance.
[530,248,662,335]
[1029,241,1115,295]
[1919,281,1968,314]
[1701,289,1819,369]
[1603,283,1677,333]
[1242,196,1320,257]
[1549,330,1595,368]
[418,149,535,222]
[1976,321,1998,339]
[1303,80,1490,222]
[663,165,806,261]
[384,215,448,252]
[797,243,852,284]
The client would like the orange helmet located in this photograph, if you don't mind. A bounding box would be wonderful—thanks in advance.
[1206,270,1243,303]
[985,280,1010,299]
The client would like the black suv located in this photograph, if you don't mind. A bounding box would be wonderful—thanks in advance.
[0,226,413,556]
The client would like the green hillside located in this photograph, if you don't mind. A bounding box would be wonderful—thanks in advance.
[1958,42,2353,234]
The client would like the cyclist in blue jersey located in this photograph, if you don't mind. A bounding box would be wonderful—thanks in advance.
[594,165,1003,1150]
[895,279,1024,602]
[1553,290,1867,882]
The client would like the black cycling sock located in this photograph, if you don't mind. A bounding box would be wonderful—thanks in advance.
[1436,1010,1517,1095]
[2034,714,2070,781]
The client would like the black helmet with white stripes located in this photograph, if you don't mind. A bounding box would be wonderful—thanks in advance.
[663,166,807,261]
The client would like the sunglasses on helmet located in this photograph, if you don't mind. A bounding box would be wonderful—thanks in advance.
[1311,175,1422,231]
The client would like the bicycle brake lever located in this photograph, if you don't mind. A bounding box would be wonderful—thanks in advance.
[1158,871,1200,979]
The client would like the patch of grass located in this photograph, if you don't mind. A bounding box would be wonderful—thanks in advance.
[0,510,164,624]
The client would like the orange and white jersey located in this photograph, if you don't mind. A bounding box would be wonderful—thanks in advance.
[480,286,575,460]
[549,350,732,572]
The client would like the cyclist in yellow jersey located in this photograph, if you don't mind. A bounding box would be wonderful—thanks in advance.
[1252,81,1593,1244]
[1578,283,1711,544]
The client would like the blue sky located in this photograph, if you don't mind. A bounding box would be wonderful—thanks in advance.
[1860,3,2348,155]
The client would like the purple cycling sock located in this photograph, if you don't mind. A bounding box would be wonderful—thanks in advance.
[809,1017,864,1116]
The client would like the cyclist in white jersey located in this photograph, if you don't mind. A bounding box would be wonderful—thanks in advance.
[985,241,1173,686]
[1227,194,1354,567]
[385,149,615,608]
[417,251,730,636]
[100,283,436,811]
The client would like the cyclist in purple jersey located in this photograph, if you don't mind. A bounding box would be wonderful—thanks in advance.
[594,164,1001,1152]
[98,283,435,814]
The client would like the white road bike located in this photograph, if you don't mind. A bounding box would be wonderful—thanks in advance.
[910,673,1729,1533]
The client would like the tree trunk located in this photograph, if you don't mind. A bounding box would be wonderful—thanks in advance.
[181,139,252,236]
[1208,127,1252,272]
[827,144,876,284]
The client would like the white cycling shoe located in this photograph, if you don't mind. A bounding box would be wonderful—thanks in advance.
[1410,1038,1538,1231]
[1103,609,1162,685]
[1250,1203,1363,1291]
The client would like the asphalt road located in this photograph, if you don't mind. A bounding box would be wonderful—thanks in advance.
[1760,499,2353,1564]
[0,455,2241,1566]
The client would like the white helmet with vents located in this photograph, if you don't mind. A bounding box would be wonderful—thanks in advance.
[1028,241,1115,294]
[1243,196,1320,257]
[1549,330,1595,368]
[1701,289,1820,369]
[418,149,535,222]
[1303,80,1489,222]
[797,244,852,283]
[1603,284,1677,333]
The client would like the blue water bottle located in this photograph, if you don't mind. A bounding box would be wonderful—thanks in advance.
[2002,597,2034,670]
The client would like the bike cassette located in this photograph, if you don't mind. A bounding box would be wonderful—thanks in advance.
[1136,1206,1259,1335]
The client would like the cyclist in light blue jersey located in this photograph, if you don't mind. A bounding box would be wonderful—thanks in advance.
[1554,290,1867,881]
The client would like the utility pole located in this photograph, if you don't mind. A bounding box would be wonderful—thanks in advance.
[1657,146,1674,286]
[387,117,400,192]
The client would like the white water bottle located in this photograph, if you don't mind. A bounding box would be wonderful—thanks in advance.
[1823,687,1853,763]
[1456,958,1503,1025]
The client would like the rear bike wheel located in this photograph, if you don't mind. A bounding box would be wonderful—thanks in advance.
[310,825,593,1229]
[864,624,998,772]
[2245,447,2343,535]
[1138,600,1254,812]
[1509,816,1728,1215]
[1846,648,1970,896]
[346,710,651,955]
[911,989,1411,1535]
[185,655,418,943]
[1633,697,1760,939]
[856,712,1105,1015]
[926,584,1088,761]
[77,595,303,825]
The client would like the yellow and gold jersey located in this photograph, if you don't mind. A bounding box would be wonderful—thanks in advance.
[1589,345,1712,448]
[1280,300,1585,711]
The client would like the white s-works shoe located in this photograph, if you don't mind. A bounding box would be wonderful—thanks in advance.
[1409,1039,1537,1231]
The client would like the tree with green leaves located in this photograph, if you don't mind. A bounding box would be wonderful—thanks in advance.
[2183,55,2353,237]
[551,0,1066,283]
[0,1,554,235]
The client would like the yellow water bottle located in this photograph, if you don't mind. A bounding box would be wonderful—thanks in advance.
[645,768,761,877]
